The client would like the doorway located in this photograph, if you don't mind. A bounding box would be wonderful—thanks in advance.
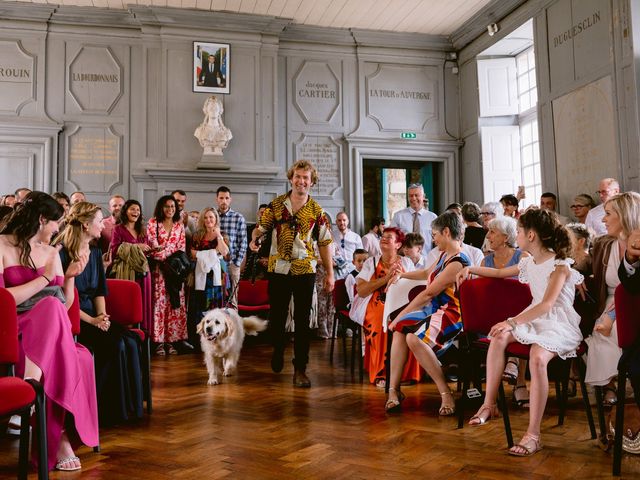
[362,159,439,232]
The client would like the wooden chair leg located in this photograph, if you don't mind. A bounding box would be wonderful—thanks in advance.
[329,314,339,364]
[341,318,348,368]
[25,379,48,480]
[499,381,514,448]
[358,326,364,383]
[144,336,153,415]
[594,385,608,439]
[576,358,597,439]
[613,370,627,476]
[18,408,30,480]
[384,331,393,394]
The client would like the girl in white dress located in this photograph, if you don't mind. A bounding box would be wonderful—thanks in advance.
[456,208,583,457]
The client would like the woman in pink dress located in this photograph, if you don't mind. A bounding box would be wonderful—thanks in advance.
[0,191,98,472]
[146,195,188,355]
[109,199,153,332]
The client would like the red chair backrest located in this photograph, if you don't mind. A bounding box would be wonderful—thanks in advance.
[68,287,81,336]
[105,279,143,326]
[614,284,640,350]
[332,278,350,311]
[459,277,532,335]
[237,280,269,307]
[0,288,18,365]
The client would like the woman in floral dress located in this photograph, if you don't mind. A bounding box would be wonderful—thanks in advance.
[147,195,187,355]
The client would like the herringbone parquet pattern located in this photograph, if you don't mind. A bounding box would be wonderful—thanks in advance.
[2,338,640,479]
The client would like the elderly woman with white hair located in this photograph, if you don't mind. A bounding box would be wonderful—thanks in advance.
[482,216,531,407]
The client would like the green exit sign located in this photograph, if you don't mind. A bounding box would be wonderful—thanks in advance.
[401,132,416,139]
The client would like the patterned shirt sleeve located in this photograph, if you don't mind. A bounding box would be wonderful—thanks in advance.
[235,214,247,267]
[316,211,333,247]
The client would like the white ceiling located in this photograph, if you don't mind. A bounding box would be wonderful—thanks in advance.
[10,0,494,36]
[479,18,533,56]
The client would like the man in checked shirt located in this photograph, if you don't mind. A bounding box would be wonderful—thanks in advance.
[216,186,247,308]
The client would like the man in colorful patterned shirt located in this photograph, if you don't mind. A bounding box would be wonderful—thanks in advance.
[250,160,334,388]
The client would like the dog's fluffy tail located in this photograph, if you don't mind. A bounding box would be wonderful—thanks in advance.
[242,316,268,336]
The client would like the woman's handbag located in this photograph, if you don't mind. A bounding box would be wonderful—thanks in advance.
[162,250,191,280]
[17,286,66,313]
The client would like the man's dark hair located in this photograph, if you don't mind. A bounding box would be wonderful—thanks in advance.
[171,189,187,197]
[259,203,268,209]
[541,192,557,201]
[216,186,231,195]
[369,216,385,230]
[352,248,368,259]
[500,194,519,207]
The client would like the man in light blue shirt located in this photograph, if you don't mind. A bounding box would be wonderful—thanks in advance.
[390,183,437,255]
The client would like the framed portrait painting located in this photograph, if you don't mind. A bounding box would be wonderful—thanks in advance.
[193,41,230,94]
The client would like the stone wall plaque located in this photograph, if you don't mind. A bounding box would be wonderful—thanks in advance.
[67,126,121,192]
[293,61,340,124]
[0,40,35,114]
[295,135,341,196]
[68,46,123,113]
[366,64,437,131]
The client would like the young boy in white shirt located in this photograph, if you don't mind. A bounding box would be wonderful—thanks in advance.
[402,233,426,269]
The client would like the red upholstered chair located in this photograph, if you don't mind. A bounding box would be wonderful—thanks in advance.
[104,279,152,414]
[0,287,48,480]
[329,279,363,381]
[458,277,596,444]
[598,284,640,476]
[237,280,270,318]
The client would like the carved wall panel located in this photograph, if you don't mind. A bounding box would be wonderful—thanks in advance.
[293,60,340,124]
[0,40,36,114]
[67,45,123,114]
[365,63,438,132]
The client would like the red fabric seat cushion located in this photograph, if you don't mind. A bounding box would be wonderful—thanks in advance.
[130,328,145,342]
[0,377,35,415]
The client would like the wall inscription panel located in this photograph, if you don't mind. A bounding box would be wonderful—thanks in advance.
[66,126,121,192]
[553,75,616,209]
[293,61,340,124]
[295,135,341,196]
[68,46,123,113]
[0,40,35,114]
[365,63,438,132]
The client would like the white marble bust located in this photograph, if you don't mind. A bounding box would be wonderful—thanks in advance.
[194,96,233,156]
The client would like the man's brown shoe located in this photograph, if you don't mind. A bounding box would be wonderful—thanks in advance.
[293,370,311,388]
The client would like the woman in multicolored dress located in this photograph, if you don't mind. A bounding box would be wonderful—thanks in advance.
[356,227,422,387]
[386,212,470,415]
[147,195,187,355]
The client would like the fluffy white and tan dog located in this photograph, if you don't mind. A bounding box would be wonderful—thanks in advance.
[196,308,267,385]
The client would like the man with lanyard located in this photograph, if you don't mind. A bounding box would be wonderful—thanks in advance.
[333,211,363,280]
[390,182,437,257]
[216,186,247,308]
[250,160,334,388]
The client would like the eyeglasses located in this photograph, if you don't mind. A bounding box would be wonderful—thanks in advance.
[570,204,587,209]
[595,190,611,195]
[480,212,495,216]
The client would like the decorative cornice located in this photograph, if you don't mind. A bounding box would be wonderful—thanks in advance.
[50,5,138,29]
[136,166,283,184]
[351,29,451,51]
[128,6,291,36]
[0,1,55,22]
[280,24,355,46]
[449,0,528,51]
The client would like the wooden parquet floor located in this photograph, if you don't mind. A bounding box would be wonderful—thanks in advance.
[2,338,640,479]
